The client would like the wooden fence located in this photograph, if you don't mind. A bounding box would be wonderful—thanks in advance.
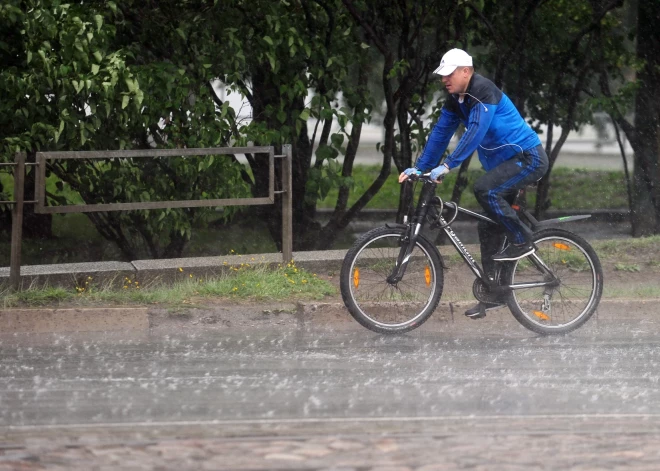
[1,145,292,290]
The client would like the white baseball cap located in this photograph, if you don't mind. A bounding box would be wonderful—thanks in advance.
[433,48,473,76]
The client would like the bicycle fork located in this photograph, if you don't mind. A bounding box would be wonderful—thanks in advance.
[387,179,436,285]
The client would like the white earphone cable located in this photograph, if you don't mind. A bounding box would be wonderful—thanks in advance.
[478,143,524,154]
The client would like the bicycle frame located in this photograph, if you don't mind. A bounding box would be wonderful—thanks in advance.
[390,176,574,294]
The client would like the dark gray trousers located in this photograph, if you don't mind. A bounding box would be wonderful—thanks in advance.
[473,144,549,277]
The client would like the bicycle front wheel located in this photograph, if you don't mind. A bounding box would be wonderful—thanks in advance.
[340,226,444,334]
[504,228,603,335]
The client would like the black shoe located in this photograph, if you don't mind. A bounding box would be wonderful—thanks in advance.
[464,301,505,319]
[492,243,536,262]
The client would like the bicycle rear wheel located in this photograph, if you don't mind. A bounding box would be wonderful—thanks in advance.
[504,228,603,335]
[340,226,444,334]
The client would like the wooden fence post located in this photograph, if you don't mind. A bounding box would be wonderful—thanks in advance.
[9,152,26,291]
[281,144,293,263]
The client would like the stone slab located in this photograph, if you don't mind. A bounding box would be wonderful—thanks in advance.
[0,308,149,333]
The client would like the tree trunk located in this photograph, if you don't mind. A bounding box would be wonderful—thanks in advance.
[451,154,473,205]
[630,0,660,235]
[248,68,320,251]
[315,58,371,250]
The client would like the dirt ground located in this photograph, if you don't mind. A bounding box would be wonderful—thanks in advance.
[312,239,660,304]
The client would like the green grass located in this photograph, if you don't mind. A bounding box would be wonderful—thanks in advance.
[614,263,642,272]
[602,285,660,299]
[1,262,335,308]
[2,164,629,213]
[594,235,660,257]
[0,210,278,265]
[317,166,629,210]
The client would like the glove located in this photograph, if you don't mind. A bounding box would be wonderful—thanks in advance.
[403,167,421,177]
[430,163,450,181]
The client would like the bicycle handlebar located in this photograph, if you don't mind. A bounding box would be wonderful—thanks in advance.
[405,173,443,183]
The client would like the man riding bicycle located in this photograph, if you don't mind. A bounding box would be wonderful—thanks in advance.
[398,48,549,318]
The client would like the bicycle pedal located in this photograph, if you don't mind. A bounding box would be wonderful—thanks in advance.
[465,303,488,319]
[468,311,486,320]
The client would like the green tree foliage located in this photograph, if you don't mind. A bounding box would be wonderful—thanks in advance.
[444,0,625,218]
[2,0,650,262]
[341,0,468,221]
[599,0,660,235]
[0,0,250,258]
[210,0,375,250]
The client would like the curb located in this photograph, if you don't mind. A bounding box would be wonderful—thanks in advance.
[1,298,658,334]
[0,251,350,290]
[297,298,660,324]
[0,308,149,333]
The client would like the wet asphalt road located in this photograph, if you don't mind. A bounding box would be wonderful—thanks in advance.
[2,314,660,432]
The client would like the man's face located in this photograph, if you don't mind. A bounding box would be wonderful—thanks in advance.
[442,67,471,94]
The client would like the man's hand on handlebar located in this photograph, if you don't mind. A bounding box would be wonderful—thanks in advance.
[430,163,450,182]
[398,167,421,183]
[399,163,450,183]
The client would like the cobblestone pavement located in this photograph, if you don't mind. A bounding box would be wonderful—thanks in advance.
[2,423,660,470]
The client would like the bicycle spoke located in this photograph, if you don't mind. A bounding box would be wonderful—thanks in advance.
[340,228,443,332]
[506,229,602,334]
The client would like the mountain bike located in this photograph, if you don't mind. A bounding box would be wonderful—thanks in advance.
[339,174,604,335]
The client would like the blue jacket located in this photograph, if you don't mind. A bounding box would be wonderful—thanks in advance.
[415,74,541,172]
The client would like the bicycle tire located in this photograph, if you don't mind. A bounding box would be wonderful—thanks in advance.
[340,226,444,334]
[504,228,603,335]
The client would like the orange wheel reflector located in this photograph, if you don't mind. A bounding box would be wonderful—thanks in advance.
[533,310,550,321]
[553,242,571,251]
[425,265,432,287]
[353,268,360,289]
